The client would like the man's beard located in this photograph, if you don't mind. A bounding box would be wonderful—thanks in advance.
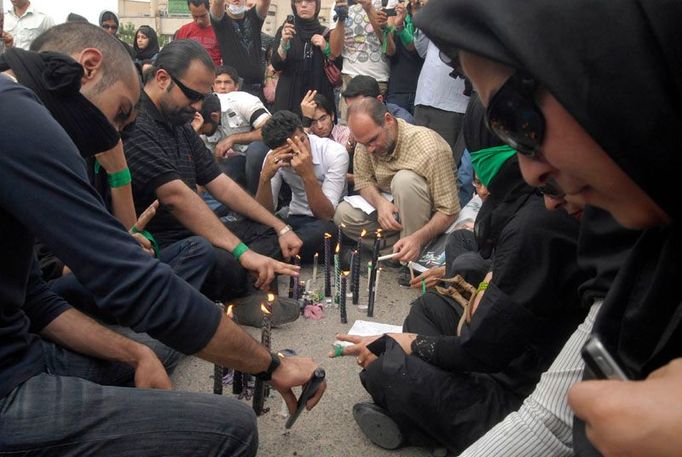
[161,99,196,126]
[375,132,397,159]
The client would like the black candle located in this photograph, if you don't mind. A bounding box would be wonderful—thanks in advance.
[367,231,381,317]
[253,297,274,415]
[351,250,360,304]
[340,272,349,324]
[324,233,332,297]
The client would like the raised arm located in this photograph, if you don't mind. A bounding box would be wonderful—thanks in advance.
[211,0,226,19]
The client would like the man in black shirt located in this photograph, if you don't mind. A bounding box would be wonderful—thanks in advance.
[0,23,323,455]
[124,39,303,302]
[211,0,270,98]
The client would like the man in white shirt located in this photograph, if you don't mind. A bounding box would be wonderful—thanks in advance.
[205,65,272,195]
[4,0,54,50]
[257,111,349,262]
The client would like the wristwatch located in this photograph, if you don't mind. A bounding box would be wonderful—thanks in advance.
[254,352,282,381]
[278,224,293,237]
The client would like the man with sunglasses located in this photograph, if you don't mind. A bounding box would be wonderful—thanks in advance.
[124,39,304,309]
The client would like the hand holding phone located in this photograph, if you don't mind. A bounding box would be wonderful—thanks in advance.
[285,368,326,428]
[581,336,629,380]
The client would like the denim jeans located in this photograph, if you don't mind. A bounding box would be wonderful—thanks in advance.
[286,214,337,263]
[0,373,257,456]
[213,141,271,197]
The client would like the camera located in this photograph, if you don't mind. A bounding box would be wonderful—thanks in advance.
[286,14,295,24]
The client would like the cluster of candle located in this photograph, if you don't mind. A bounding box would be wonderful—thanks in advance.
[253,294,275,415]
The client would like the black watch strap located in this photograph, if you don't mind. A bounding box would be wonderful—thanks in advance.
[254,352,281,381]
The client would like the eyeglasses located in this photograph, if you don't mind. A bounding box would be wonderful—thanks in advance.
[164,69,207,102]
[537,177,565,198]
[312,114,330,125]
[485,72,545,157]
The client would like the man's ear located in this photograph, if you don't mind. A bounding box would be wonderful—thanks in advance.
[155,67,172,91]
[77,48,104,87]
[377,94,384,103]
[211,112,221,124]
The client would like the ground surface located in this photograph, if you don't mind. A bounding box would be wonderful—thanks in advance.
[172,266,433,457]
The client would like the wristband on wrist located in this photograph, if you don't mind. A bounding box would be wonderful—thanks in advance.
[232,242,249,261]
[398,27,414,46]
[323,42,331,58]
[302,116,313,128]
[278,224,293,237]
[477,281,489,293]
[282,40,291,51]
[108,168,132,188]
[130,226,160,257]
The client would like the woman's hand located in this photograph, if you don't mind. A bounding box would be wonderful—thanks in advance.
[311,34,327,51]
[281,22,296,47]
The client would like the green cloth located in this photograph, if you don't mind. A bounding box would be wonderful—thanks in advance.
[469,145,516,187]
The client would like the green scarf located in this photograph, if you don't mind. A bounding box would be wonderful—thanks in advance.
[469,145,516,187]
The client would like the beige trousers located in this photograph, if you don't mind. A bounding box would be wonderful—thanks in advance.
[334,170,432,255]
[338,73,389,125]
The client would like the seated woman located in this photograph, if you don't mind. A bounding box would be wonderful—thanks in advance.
[336,96,588,454]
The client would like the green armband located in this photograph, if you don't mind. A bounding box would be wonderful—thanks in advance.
[282,40,291,51]
[398,27,414,47]
[231,242,249,261]
[477,281,489,293]
[323,42,331,58]
[108,168,132,188]
[130,226,160,258]
[381,26,395,54]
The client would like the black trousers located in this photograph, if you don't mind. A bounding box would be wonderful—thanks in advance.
[201,217,281,301]
[360,293,522,453]
[445,229,491,286]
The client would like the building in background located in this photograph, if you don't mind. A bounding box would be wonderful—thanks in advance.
[118,0,332,42]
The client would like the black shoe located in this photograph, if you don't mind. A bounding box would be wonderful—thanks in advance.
[353,402,405,450]
[398,266,412,288]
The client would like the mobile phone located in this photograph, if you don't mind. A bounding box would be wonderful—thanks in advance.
[581,336,629,380]
[286,14,295,24]
[285,368,326,429]
[382,7,397,16]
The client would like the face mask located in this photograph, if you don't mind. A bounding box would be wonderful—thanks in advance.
[228,4,247,15]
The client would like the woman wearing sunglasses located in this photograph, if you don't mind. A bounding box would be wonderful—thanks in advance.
[416,0,682,455]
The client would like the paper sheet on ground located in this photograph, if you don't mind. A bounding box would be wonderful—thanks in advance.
[342,193,394,215]
[333,320,403,347]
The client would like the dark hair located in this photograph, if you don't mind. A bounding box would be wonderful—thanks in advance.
[31,23,136,92]
[99,11,119,27]
[134,25,160,60]
[201,93,222,125]
[347,97,389,126]
[188,0,210,8]
[150,39,216,84]
[312,93,335,118]
[216,65,240,83]
[262,111,303,149]
[67,13,89,23]
[342,75,381,99]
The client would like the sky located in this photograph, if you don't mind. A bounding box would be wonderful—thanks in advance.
[28,0,119,25]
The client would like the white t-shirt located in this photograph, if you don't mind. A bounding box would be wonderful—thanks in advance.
[265,134,349,217]
[328,0,392,82]
[204,91,271,155]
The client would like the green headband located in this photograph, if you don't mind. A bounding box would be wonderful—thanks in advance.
[469,145,516,187]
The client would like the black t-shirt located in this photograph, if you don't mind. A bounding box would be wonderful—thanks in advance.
[211,8,265,84]
[123,93,222,247]
[387,33,423,95]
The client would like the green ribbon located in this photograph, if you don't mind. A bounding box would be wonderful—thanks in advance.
[469,145,516,187]
[131,226,160,258]
[398,15,414,47]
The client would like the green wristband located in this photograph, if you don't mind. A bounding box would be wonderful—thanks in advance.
[477,281,489,293]
[108,168,132,188]
[282,40,291,51]
[231,242,249,261]
[398,27,414,47]
[130,226,160,258]
[323,42,331,58]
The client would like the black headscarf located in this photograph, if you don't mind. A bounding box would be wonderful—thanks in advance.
[133,25,160,61]
[415,2,682,455]
[0,48,120,159]
[290,0,324,42]
[464,94,535,259]
[99,10,119,30]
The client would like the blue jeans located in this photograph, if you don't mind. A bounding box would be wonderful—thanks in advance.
[286,214,337,263]
[0,373,257,456]
[213,141,270,196]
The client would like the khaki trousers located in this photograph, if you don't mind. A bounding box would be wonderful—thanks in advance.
[334,170,432,255]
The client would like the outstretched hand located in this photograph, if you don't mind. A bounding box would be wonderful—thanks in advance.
[271,356,327,415]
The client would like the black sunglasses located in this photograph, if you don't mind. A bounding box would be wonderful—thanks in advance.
[485,72,545,157]
[163,69,207,102]
[537,177,565,198]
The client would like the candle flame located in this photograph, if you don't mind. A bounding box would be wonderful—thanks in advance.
[314,252,319,257]
[377,231,382,239]
[324,233,332,239]
[341,223,346,228]
[296,254,301,260]
[267,293,275,303]
[226,304,234,317]
[335,243,340,254]
[342,271,350,276]
[261,304,272,315]
[360,229,367,238]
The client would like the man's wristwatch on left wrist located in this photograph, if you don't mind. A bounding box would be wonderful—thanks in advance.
[278,224,293,237]
[254,352,282,381]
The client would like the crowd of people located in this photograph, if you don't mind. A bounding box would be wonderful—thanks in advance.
[2,0,682,455]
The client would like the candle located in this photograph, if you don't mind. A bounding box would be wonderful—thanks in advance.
[366,261,372,292]
[312,252,319,285]
[214,303,233,395]
[339,271,349,324]
[226,304,244,395]
[374,268,382,299]
[324,233,332,297]
[253,298,274,415]
[337,223,345,248]
[291,255,301,299]
[367,230,382,317]
[334,243,341,305]
[351,250,360,304]
[357,228,367,252]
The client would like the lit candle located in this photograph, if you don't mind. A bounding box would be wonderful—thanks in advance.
[366,261,372,292]
[324,233,332,297]
[351,250,360,304]
[367,230,382,317]
[337,223,345,248]
[292,255,301,299]
[312,252,319,285]
[215,302,233,395]
[254,298,273,415]
[374,268,382,299]
[225,304,243,395]
[334,243,341,305]
[340,271,349,324]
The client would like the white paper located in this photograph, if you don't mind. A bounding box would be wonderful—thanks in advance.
[333,319,403,347]
[342,193,394,215]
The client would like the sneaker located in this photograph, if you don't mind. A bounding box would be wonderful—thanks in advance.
[398,266,412,288]
[353,402,405,450]
[231,292,300,328]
